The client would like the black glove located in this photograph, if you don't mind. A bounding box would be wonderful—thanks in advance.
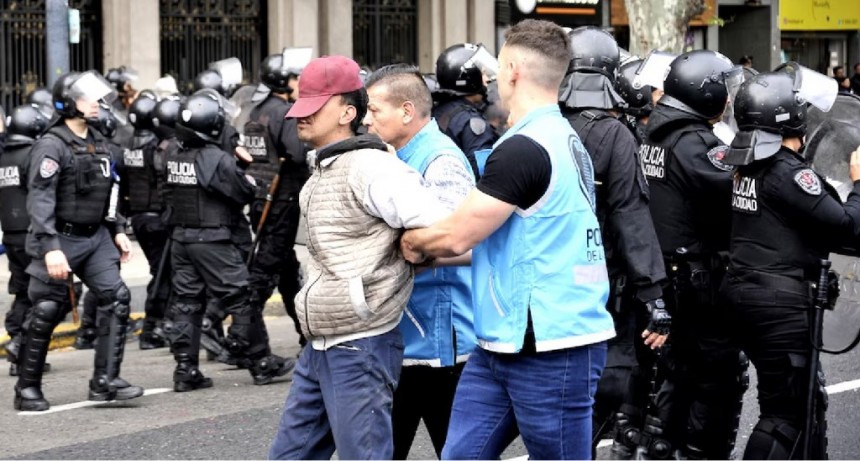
[645,298,672,336]
[827,270,840,307]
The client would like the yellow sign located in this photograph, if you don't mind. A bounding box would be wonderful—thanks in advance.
[780,0,860,31]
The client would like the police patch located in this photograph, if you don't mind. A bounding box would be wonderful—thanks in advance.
[794,169,822,195]
[469,117,487,136]
[706,146,733,172]
[39,158,59,178]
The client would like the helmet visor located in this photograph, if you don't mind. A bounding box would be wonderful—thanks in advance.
[633,50,677,91]
[69,71,118,105]
[466,44,499,82]
[208,57,244,92]
[282,47,313,75]
[777,61,838,112]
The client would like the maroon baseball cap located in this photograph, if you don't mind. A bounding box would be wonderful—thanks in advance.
[286,55,364,119]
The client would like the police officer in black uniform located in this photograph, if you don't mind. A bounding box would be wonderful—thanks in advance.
[1,104,51,376]
[557,27,670,458]
[433,43,497,179]
[123,90,170,349]
[15,71,143,411]
[104,66,137,148]
[721,65,860,459]
[243,52,309,348]
[162,89,294,391]
[638,50,749,459]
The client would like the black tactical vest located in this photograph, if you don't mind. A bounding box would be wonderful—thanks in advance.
[244,98,284,200]
[0,142,33,232]
[124,131,163,214]
[45,126,113,225]
[730,154,829,280]
[163,145,235,228]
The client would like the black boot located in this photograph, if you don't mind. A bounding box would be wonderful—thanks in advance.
[139,318,167,350]
[250,354,296,385]
[89,301,144,402]
[635,416,677,460]
[13,301,61,412]
[173,353,213,392]
[609,412,641,460]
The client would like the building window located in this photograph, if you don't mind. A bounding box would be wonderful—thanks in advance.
[353,0,418,70]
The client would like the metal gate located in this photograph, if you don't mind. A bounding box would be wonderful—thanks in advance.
[0,0,102,111]
[353,0,418,70]
[160,0,267,95]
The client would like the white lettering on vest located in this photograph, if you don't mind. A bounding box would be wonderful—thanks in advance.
[166,160,198,185]
[246,135,268,159]
[732,176,758,213]
[124,149,145,168]
[640,144,666,180]
[0,166,20,187]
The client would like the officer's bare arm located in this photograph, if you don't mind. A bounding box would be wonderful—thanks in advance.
[402,189,515,261]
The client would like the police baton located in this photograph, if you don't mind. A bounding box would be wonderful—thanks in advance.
[247,158,285,267]
[67,274,79,325]
[803,259,832,459]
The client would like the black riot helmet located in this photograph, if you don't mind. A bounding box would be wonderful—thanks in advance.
[193,69,224,95]
[105,66,138,94]
[52,72,83,118]
[567,26,620,79]
[260,54,295,94]
[176,89,227,143]
[436,43,486,96]
[152,95,182,140]
[661,50,743,120]
[7,104,51,142]
[25,88,55,117]
[733,70,806,138]
[128,90,159,130]
[616,58,653,117]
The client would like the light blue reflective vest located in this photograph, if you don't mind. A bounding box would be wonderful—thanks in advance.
[397,121,477,367]
[472,104,614,353]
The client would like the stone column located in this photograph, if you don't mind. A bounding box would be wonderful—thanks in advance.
[102,0,160,90]
[468,0,495,54]
[268,0,320,56]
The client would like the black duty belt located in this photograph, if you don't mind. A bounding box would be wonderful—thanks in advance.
[57,219,101,237]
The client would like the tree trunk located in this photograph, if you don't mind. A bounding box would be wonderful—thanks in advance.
[625,0,706,56]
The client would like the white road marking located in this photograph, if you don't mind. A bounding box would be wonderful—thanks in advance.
[18,388,172,416]
[826,378,860,395]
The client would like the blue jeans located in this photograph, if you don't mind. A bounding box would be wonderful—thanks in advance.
[442,342,607,460]
[268,328,405,460]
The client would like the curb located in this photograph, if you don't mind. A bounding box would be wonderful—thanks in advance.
[0,295,287,358]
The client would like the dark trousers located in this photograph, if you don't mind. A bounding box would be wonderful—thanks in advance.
[393,362,466,459]
[130,213,169,322]
[171,239,267,358]
[3,233,32,337]
[248,199,302,339]
[652,269,746,458]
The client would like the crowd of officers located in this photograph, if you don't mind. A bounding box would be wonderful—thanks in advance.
[0,20,858,460]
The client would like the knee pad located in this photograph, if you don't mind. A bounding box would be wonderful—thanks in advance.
[745,418,799,460]
[114,283,131,305]
[32,300,63,323]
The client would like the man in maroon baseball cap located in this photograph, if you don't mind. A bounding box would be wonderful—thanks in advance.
[270,55,451,460]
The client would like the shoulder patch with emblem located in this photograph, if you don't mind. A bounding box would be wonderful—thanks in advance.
[39,158,59,179]
[469,117,487,136]
[794,169,822,195]
[706,146,733,172]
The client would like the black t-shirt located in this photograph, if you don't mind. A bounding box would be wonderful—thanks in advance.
[477,134,551,209]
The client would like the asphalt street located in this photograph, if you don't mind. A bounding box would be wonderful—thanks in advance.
[1,243,860,459]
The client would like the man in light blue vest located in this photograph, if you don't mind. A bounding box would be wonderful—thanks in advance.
[402,19,615,460]
[364,64,477,459]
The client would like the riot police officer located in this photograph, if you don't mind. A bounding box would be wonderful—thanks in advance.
[104,66,137,147]
[1,104,51,376]
[433,43,497,179]
[637,50,749,459]
[558,27,669,457]
[615,56,655,145]
[721,65,859,459]
[162,89,294,391]
[15,71,143,411]
[123,90,170,349]
[243,52,309,348]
